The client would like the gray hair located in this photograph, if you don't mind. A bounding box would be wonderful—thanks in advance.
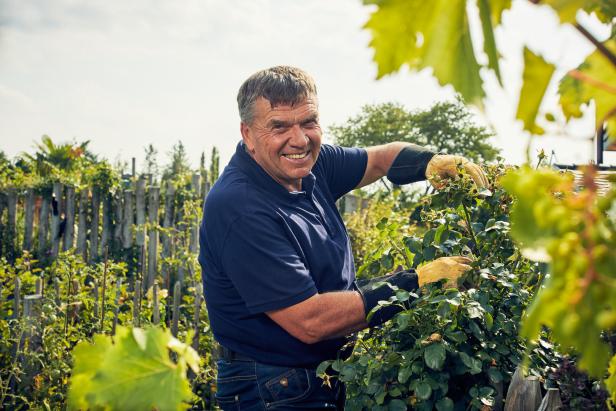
[237,66,318,124]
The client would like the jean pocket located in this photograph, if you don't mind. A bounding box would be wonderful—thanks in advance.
[262,368,311,406]
[215,394,240,411]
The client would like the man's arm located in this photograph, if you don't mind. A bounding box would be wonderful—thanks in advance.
[267,291,368,344]
[356,142,410,189]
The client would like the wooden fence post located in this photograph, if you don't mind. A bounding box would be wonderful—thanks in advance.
[50,182,63,259]
[133,279,141,327]
[172,281,181,337]
[189,174,200,254]
[89,189,100,262]
[63,186,75,251]
[147,187,160,290]
[504,366,543,411]
[13,277,21,319]
[76,189,88,260]
[161,183,175,294]
[23,189,35,251]
[38,196,50,258]
[113,193,123,251]
[35,277,43,296]
[192,283,203,350]
[122,189,134,249]
[537,388,563,411]
[71,279,81,323]
[135,177,146,247]
[6,189,17,260]
[100,194,113,255]
[112,278,122,335]
[152,282,160,325]
[92,278,99,319]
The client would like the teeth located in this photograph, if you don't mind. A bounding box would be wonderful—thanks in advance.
[285,152,308,159]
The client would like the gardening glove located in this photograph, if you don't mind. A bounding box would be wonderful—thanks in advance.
[425,154,488,190]
[354,270,419,327]
[416,256,473,288]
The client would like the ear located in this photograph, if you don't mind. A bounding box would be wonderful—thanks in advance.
[240,122,255,153]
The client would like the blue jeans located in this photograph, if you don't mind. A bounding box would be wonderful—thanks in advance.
[215,359,345,410]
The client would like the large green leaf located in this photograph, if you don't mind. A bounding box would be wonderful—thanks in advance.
[424,343,447,370]
[364,0,485,106]
[478,0,506,85]
[68,326,198,411]
[559,39,616,139]
[543,0,613,25]
[515,47,556,135]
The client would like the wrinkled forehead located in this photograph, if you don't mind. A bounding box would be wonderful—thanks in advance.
[255,95,319,119]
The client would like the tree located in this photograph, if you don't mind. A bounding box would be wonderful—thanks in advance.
[329,100,499,162]
[21,135,97,176]
[163,141,191,180]
[143,144,159,183]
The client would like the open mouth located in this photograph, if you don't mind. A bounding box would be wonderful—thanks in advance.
[282,151,309,160]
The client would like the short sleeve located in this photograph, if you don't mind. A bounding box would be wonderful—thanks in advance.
[220,213,318,314]
[316,144,368,200]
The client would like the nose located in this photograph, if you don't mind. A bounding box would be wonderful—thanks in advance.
[289,124,309,147]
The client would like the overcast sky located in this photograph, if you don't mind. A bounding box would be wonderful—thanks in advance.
[0,0,613,173]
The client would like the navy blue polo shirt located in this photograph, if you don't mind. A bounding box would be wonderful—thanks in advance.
[198,141,367,367]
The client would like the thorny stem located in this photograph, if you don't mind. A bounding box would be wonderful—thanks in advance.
[389,239,412,270]
[574,23,616,69]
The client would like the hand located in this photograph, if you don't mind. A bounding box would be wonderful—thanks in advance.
[355,270,419,326]
[425,155,488,190]
[416,256,473,288]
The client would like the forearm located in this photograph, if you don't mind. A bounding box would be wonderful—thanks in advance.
[357,142,435,188]
[308,291,368,341]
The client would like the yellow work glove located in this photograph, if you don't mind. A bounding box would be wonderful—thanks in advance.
[425,154,488,190]
[416,256,473,288]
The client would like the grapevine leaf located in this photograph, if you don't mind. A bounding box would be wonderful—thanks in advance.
[68,326,197,411]
[364,0,484,106]
[559,39,616,140]
[478,0,502,85]
[515,47,556,135]
[542,0,613,24]
[424,343,447,370]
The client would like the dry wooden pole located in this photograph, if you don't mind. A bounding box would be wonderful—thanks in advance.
[89,189,100,262]
[22,294,43,355]
[192,283,203,350]
[35,277,43,295]
[100,194,112,254]
[92,278,99,319]
[135,177,146,246]
[112,278,122,335]
[38,196,50,257]
[122,189,134,249]
[50,182,63,258]
[6,189,17,260]
[23,189,35,251]
[113,193,123,250]
[133,279,141,327]
[63,186,75,251]
[171,281,181,337]
[76,189,88,260]
[188,176,200,254]
[147,187,160,290]
[152,282,160,325]
[537,388,562,411]
[13,277,21,319]
[161,183,175,294]
[504,367,543,411]
[100,247,108,332]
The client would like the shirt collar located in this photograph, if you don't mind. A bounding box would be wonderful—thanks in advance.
[232,141,316,199]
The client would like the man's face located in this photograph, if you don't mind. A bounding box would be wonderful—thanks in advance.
[241,96,322,192]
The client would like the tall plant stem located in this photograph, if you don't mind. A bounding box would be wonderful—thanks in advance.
[462,203,479,253]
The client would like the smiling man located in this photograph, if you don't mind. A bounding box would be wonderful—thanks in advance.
[199,66,486,410]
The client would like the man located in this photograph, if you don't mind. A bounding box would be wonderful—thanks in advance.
[198,66,487,410]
